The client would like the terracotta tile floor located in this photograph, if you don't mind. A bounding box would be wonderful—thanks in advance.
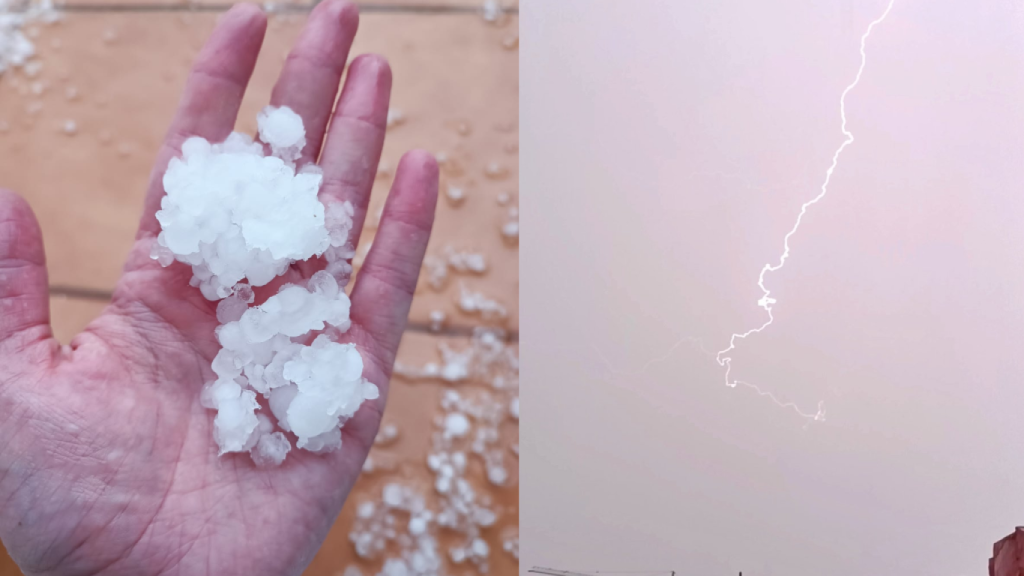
[0,3,518,575]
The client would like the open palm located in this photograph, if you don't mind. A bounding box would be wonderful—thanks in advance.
[0,3,438,575]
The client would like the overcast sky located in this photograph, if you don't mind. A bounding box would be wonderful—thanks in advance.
[523,1,1024,574]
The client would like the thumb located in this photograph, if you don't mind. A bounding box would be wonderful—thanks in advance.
[0,190,50,348]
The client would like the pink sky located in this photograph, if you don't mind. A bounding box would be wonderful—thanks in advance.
[523,1,1024,574]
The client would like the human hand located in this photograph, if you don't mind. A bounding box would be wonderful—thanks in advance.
[0,2,438,574]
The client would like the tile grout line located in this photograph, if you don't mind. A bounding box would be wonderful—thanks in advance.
[50,285,112,300]
[48,286,519,341]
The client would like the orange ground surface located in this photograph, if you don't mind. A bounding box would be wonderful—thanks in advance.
[0,1,519,574]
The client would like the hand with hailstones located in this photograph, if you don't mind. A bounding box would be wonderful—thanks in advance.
[0,3,438,575]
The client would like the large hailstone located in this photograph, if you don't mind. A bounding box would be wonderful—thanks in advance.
[152,131,330,299]
[154,106,378,466]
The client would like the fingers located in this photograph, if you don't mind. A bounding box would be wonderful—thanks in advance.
[349,151,438,368]
[137,4,267,238]
[0,190,50,348]
[267,0,359,165]
[318,54,392,246]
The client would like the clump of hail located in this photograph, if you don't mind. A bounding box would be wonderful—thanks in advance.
[151,105,377,466]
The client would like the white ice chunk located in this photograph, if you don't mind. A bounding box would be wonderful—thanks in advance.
[443,412,470,438]
[153,132,330,298]
[457,284,507,319]
[213,389,259,454]
[269,384,299,432]
[445,247,486,273]
[409,516,428,535]
[301,427,342,453]
[257,105,306,163]
[0,0,55,76]
[156,109,376,466]
[428,310,445,332]
[251,431,292,467]
[237,283,351,342]
[200,377,242,409]
[386,108,405,129]
[283,335,379,448]
[325,200,355,248]
[308,269,339,299]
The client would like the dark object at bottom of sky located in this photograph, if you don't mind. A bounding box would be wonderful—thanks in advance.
[990,527,1024,576]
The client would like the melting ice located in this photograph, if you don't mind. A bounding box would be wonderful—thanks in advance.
[153,105,377,465]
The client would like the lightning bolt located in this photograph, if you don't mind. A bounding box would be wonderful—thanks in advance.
[714,0,896,423]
